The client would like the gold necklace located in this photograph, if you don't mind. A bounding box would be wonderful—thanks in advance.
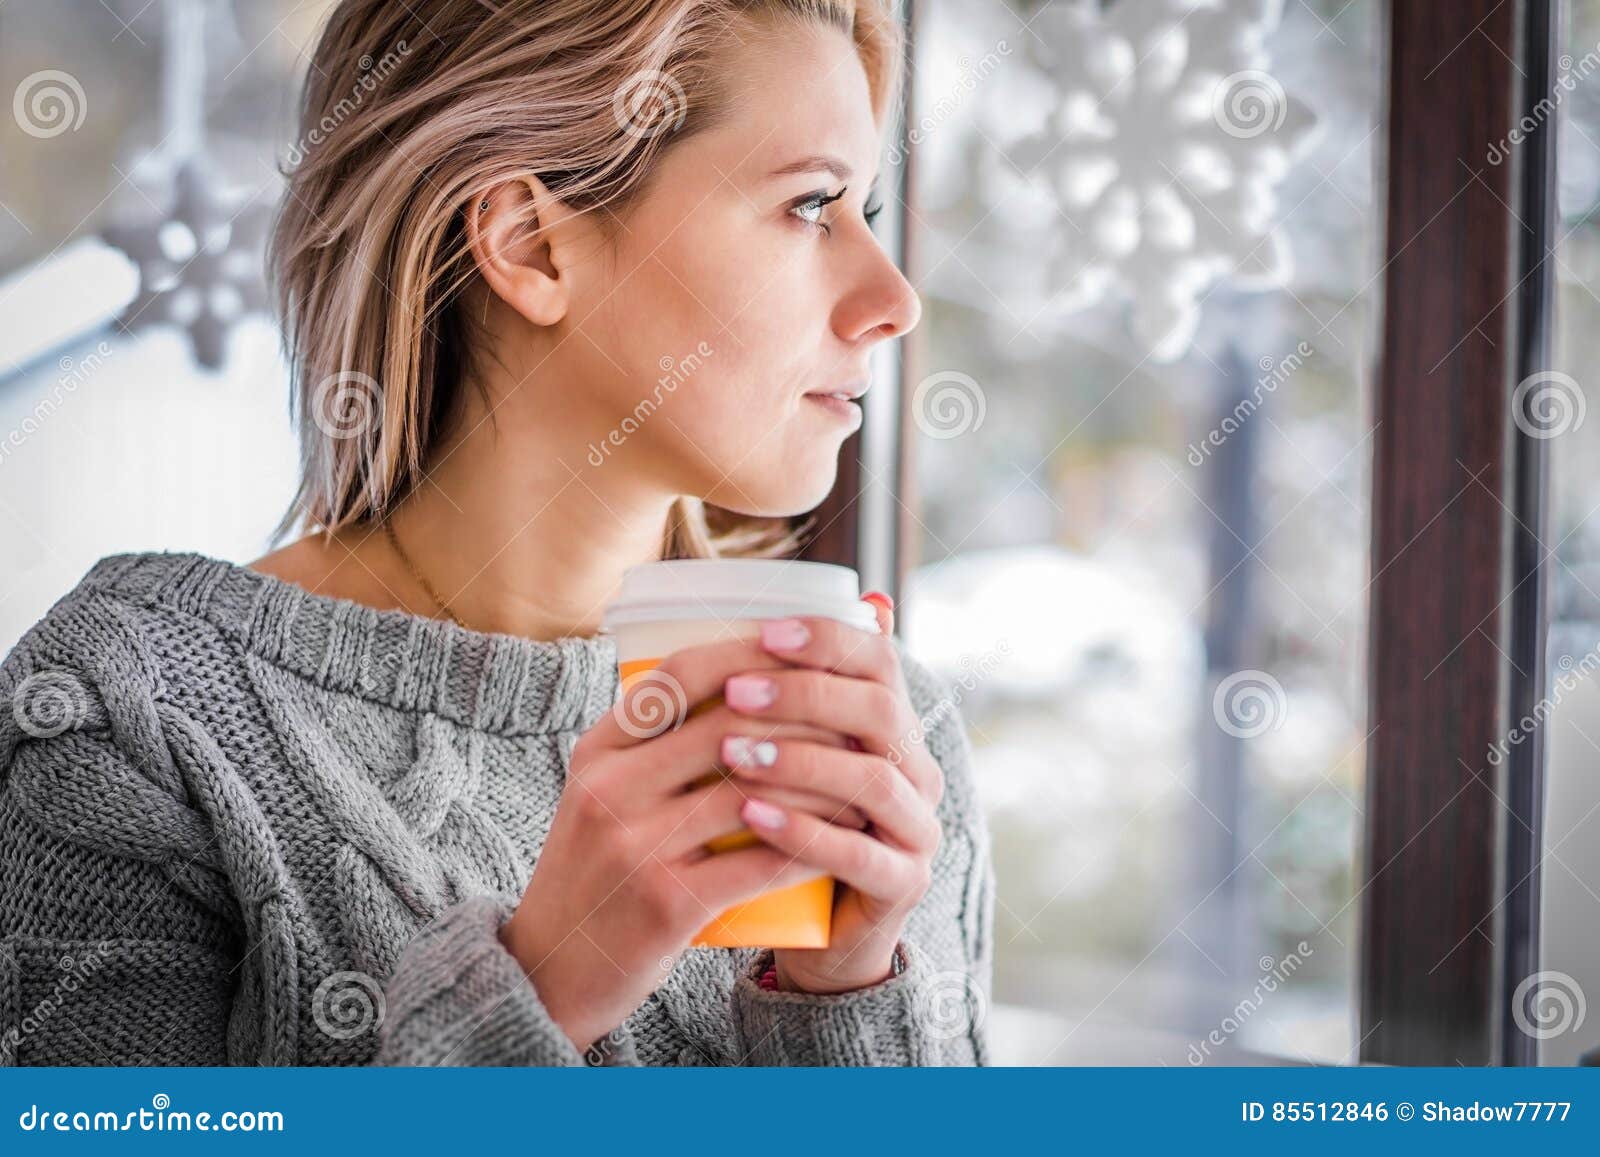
[381,518,468,630]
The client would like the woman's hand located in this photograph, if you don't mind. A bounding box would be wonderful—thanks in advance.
[498,635,876,1053]
[725,594,946,995]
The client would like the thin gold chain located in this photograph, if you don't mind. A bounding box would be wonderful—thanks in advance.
[381,518,467,630]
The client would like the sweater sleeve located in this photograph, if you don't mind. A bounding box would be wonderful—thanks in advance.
[374,892,638,1066]
[0,705,241,1065]
[0,642,634,1068]
[729,647,997,1066]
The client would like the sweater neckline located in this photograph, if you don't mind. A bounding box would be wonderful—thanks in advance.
[81,550,621,737]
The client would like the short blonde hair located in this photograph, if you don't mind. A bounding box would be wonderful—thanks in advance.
[268,0,905,559]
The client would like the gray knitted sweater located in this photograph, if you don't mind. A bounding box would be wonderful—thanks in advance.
[0,551,995,1067]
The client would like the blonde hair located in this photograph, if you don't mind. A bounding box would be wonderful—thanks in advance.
[268,0,904,559]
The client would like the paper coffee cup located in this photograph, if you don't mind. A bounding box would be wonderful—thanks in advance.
[600,558,880,949]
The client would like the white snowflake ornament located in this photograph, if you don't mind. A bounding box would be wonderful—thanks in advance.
[1007,0,1320,362]
[100,161,273,369]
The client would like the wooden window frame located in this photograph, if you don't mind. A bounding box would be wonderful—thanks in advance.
[1362,0,1556,1066]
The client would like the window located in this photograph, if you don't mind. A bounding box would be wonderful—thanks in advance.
[889,0,1379,1064]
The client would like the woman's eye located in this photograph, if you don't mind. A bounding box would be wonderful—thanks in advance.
[791,188,847,235]
[793,200,826,227]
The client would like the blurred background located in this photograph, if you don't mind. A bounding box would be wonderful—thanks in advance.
[2,0,1596,1066]
[899,0,1373,1064]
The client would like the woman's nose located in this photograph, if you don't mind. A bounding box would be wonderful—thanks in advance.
[879,268,922,339]
[836,246,922,344]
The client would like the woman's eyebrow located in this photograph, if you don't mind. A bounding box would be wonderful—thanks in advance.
[766,153,855,182]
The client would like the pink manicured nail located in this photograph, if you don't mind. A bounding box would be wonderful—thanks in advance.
[722,735,778,769]
[742,798,787,829]
[760,618,810,651]
[725,674,776,710]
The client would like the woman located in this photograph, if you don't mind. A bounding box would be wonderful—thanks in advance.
[0,0,994,1066]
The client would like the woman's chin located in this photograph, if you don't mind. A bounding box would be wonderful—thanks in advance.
[708,472,839,518]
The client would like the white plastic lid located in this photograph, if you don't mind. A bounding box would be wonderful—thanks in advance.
[600,558,880,632]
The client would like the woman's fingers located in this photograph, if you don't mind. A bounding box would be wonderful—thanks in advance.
[601,700,856,799]
[683,842,834,915]
[588,615,900,753]
[661,701,857,766]
[861,591,895,636]
[754,614,899,684]
[724,738,938,851]
[723,664,910,761]
[649,774,869,862]
[744,614,958,804]
[587,637,802,751]
[727,800,925,905]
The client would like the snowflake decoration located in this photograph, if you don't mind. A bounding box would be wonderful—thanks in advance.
[1006,0,1320,362]
[100,161,273,369]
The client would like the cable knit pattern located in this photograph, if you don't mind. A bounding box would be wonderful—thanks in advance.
[0,551,994,1067]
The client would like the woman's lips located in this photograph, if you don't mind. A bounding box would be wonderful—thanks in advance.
[803,393,863,425]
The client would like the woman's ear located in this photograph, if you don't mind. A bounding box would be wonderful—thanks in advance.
[466,175,580,327]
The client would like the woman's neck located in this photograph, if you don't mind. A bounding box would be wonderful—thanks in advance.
[254,408,678,643]
[378,452,676,641]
